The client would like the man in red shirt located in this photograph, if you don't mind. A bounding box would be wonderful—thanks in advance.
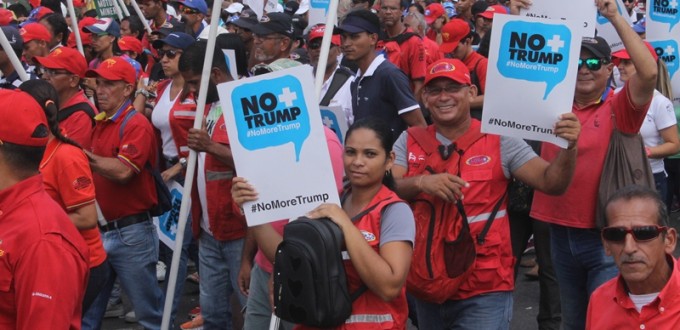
[0,89,89,329]
[439,18,487,119]
[20,22,51,66]
[587,185,680,329]
[83,57,164,330]
[379,0,426,99]
[34,46,97,149]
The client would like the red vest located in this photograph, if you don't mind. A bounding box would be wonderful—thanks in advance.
[404,120,514,302]
[154,79,195,161]
[342,185,408,329]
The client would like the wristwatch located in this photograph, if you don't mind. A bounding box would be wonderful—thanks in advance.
[179,157,188,169]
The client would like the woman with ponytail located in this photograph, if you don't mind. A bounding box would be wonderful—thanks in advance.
[19,80,110,319]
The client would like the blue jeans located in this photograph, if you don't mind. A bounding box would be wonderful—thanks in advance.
[550,224,618,330]
[414,291,513,330]
[244,264,294,330]
[199,233,246,330]
[83,220,164,330]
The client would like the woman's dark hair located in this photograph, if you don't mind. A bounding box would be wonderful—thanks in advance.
[19,80,81,149]
[122,15,145,40]
[477,27,492,58]
[345,118,397,190]
[8,3,29,19]
[214,33,249,78]
[408,3,424,15]
[41,13,70,47]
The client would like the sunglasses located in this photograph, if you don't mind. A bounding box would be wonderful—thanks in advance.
[180,6,199,14]
[578,58,608,71]
[158,49,182,59]
[601,225,668,242]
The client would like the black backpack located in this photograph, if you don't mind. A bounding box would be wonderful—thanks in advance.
[273,217,366,327]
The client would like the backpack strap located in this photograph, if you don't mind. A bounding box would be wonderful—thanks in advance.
[118,108,138,141]
[320,67,353,107]
[469,59,483,95]
[388,32,420,45]
[58,102,96,127]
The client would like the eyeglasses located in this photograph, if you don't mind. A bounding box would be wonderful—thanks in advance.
[42,68,72,77]
[622,0,634,3]
[158,49,182,59]
[601,225,668,242]
[578,58,608,71]
[180,5,199,14]
[424,84,468,95]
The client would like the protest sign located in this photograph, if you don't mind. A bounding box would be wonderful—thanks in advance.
[94,0,118,18]
[308,0,333,29]
[595,0,632,52]
[481,15,582,148]
[153,180,191,250]
[320,105,349,144]
[647,0,680,106]
[519,0,597,36]
[218,65,341,226]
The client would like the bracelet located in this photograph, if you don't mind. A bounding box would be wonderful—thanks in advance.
[135,89,150,98]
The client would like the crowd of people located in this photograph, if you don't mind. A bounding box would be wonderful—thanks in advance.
[0,0,678,329]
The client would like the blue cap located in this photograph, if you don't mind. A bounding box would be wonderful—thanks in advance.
[152,32,196,50]
[83,18,120,38]
[177,0,208,15]
[336,12,380,34]
[633,17,646,34]
[443,2,456,18]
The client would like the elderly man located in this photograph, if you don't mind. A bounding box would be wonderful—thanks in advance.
[586,185,679,329]
[392,57,580,329]
[0,89,89,329]
[82,57,164,330]
[249,12,296,70]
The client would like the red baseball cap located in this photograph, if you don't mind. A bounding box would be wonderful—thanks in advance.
[478,5,508,20]
[308,24,341,46]
[19,22,52,43]
[0,90,49,147]
[0,9,16,26]
[440,19,470,54]
[85,57,137,85]
[612,41,658,65]
[118,36,144,54]
[424,58,471,87]
[34,47,88,77]
[425,3,445,25]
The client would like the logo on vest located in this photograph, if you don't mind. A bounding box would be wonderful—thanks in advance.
[466,155,491,166]
[361,230,376,242]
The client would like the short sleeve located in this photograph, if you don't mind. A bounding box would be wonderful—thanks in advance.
[393,131,410,168]
[383,67,419,115]
[117,115,156,173]
[500,136,537,178]
[380,202,415,246]
[55,150,96,210]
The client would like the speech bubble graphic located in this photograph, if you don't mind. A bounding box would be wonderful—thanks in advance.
[649,0,680,32]
[651,39,679,80]
[320,109,343,142]
[498,21,572,99]
[232,75,311,161]
[311,0,330,15]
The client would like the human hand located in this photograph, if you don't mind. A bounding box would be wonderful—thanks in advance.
[595,0,619,20]
[508,0,532,15]
[231,177,259,208]
[237,261,252,296]
[554,112,581,150]
[419,173,469,203]
[161,164,182,182]
[187,127,212,152]
[305,203,352,230]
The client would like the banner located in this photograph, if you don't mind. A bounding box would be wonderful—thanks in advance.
[519,0,597,36]
[153,180,191,250]
[481,15,583,148]
[647,0,680,107]
[218,65,341,226]
[94,0,118,18]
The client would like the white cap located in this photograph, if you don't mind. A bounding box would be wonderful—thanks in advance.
[198,24,229,40]
[225,2,244,14]
[295,0,309,14]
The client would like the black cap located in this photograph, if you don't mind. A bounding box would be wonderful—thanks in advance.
[284,1,299,16]
[232,8,259,30]
[250,12,295,38]
[335,9,380,34]
[581,36,611,60]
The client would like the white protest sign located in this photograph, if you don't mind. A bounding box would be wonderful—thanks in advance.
[221,49,239,80]
[308,0,334,29]
[153,180,191,250]
[519,0,597,36]
[320,105,348,144]
[647,0,680,107]
[481,15,583,148]
[595,0,633,52]
[218,65,341,226]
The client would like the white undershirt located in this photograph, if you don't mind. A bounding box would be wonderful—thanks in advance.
[629,292,659,313]
[151,84,181,160]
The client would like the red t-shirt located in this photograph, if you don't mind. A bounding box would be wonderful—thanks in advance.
[423,37,443,66]
[40,138,107,268]
[90,104,158,220]
[391,28,426,81]
[59,90,98,151]
[463,51,487,94]
[531,84,650,228]
[0,175,89,330]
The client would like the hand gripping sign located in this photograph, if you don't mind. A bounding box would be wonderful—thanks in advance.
[219,65,340,226]
[482,15,582,148]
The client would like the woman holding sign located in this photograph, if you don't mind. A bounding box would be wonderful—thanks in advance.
[613,43,680,207]
[233,118,415,329]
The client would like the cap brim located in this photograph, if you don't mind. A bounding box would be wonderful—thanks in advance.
[85,68,126,83]
[335,24,367,34]
[440,40,459,54]
[478,13,493,19]
[581,45,608,59]
[33,56,64,70]
[425,16,436,25]
[232,19,256,29]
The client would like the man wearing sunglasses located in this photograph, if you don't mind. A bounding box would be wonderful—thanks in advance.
[587,185,679,328]
[174,0,208,38]
[517,0,660,328]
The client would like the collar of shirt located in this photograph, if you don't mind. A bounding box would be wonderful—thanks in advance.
[94,100,133,122]
[613,254,680,312]
[356,54,386,79]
